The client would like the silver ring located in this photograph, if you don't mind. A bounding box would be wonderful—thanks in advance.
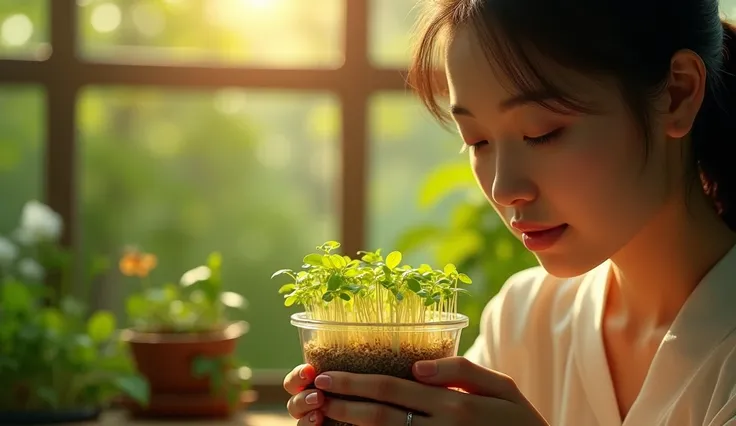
[405,411,414,426]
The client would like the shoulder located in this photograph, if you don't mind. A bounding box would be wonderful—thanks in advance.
[464,264,600,369]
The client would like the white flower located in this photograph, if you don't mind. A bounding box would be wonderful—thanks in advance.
[17,258,45,282]
[180,266,211,287]
[0,236,18,266]
[15,200,63,245]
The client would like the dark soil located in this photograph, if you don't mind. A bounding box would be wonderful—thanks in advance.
[304,338,455,426]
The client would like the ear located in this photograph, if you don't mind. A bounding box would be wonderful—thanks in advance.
[662,49,707,139]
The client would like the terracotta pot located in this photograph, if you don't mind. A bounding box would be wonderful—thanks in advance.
[120,321,253,418]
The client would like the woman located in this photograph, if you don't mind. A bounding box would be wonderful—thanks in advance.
[283,0,736,424]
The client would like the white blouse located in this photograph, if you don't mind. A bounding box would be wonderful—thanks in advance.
[464,245,736,426]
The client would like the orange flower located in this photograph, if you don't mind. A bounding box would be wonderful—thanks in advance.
[119,249,157,278]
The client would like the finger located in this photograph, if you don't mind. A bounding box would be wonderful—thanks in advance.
[287,389,325,419]
[297,410,323,425]
[322,398,430,426]
[313,371,442,414]
[412,356,521,402]
[284,364,317,395]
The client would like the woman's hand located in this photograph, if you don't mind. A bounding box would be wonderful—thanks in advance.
[313,356,549,426]
[284,363,326,425]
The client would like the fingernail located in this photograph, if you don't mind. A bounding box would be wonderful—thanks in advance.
[299,366,308,380]
[309,411,317,423]
[314,374,332,389]
[415,360,438,376]
[306,392,319,405]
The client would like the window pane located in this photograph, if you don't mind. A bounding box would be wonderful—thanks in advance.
[78,0,344,68]
[78,87,340,369]
[368,92,464,262]
[0,0,49,60]
[369,0,420,68]
[0,85,45,233]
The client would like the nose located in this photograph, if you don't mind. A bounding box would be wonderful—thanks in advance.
[490,151,537,207]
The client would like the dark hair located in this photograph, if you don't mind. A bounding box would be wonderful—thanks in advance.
[408,0,736,230]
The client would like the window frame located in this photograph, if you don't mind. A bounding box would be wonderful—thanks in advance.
[0,0,411,406]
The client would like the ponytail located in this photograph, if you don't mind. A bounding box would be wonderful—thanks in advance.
[691,21,736,230]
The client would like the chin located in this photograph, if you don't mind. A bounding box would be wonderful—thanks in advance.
[533,251,607,279]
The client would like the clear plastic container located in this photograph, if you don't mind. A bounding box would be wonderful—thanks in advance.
[291,311,469,377]
[291,312,469,425]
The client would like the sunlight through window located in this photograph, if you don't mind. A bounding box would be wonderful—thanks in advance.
[1,14,33,47]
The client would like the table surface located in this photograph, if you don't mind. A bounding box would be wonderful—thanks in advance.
[98,408,294,426]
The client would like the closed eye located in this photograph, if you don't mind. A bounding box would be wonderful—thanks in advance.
[524,127,565,146]
[460,140,488,154]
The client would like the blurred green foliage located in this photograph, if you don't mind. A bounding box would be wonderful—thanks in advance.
[0,0,540,371]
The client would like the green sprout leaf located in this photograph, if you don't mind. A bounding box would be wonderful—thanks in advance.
[458,273,472,284]
[303,254,323,266]
[385,251,402,270]
[278,284,296,294]
[272,241,473,325]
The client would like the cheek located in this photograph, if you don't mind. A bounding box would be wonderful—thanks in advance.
[549,116,664,227]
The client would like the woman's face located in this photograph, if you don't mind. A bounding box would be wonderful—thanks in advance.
[445,26,680,278]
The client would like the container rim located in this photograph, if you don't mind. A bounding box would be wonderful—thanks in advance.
[290,312,469,330]
[120,320,248,343]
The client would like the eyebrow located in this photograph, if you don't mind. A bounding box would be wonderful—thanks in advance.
[450,90,560,117]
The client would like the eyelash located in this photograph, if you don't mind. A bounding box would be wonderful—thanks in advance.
[461,127,565,152]
[524,127,565,146]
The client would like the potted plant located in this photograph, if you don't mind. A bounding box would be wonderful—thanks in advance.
[0,200,149,424]
[119,249,254,418]
[272,241,472,426]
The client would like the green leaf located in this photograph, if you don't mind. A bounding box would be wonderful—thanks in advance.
[444,263,457,275]
[327,274,342,291]
[303,254,323,266]
[87,310,117,343]
[330,254,347,268]
[320,241,341,252]
[407,278,421,293]
[458,273,473,284]
[382,265,392,277]
[284,295,298,307]
[114,375,150,405]
[271,269,293,279]
[339,292,351,301]
[278,284,296,294]
[385,251,402,270]
[322,292,335,302]
[418,162,476,208]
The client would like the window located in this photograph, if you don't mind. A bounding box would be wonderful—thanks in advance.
[1,0,470,405]
[78,87,340,370]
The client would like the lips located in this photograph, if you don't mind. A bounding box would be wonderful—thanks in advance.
[511,222,569,251]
